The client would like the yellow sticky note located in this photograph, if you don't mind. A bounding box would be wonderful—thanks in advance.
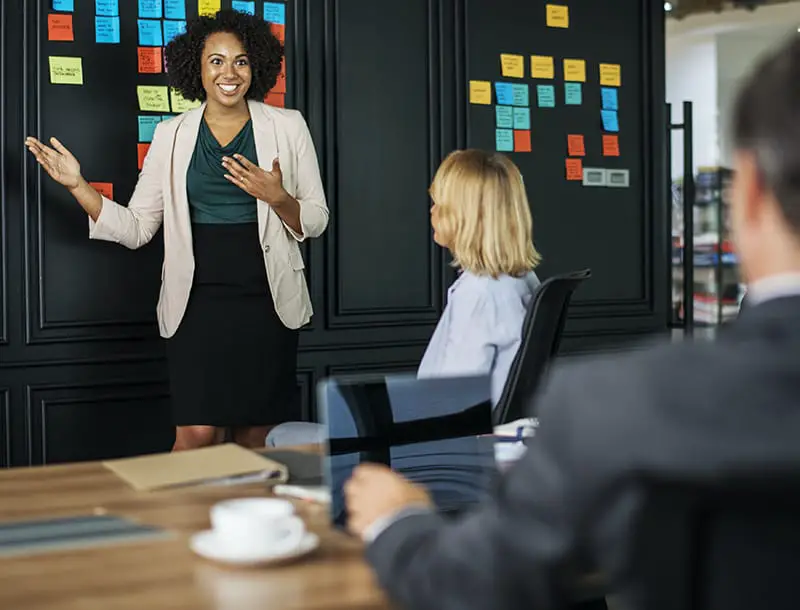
[170,88,202,113]
[198,0,221,17]
[469,80,492,105]
[531,55,554,79]
[500,54,525,79]
[137,85,170,112]
[599,63,622,87]
[546,4,569,28]
[49,56,83,85]
[563,59,586,83]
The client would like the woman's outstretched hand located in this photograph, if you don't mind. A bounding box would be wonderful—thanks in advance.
[25,136,82,190]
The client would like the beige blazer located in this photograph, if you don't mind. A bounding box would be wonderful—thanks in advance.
[88,101,328,338]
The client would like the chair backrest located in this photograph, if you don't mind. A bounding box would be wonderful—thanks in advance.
[630,474,800,610]
[493,268,591,425]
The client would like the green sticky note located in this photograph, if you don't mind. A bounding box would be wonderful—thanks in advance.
[565,82,582,105]
[537,85,555,107]
[513,107,530,130]
[496,106,513,128]
[496,129,513,152]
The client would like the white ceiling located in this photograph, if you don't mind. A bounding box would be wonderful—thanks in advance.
[667,0,800,38]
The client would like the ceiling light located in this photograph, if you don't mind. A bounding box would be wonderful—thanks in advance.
[665,1,673,10]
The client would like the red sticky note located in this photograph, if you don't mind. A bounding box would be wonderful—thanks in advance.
[48,14,74,41]
[602,134,620,157]
[138,47,163,74]
[264,92,285,107]
[272,58,286,94]
[567,134,585,157]
[270,23,285,43]
[566,158,583,181]
[89,182,114,200]
[514,130,531,152]
[137,143,150,170]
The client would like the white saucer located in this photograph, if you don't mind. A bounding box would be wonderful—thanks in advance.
[189,530,320,567]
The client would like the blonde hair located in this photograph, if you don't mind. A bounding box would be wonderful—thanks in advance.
[429,149,541,277]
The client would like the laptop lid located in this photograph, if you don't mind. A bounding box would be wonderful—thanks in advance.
[319,373,495,530]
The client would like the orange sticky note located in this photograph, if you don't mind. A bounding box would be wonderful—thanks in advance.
[514,130,531,153]
[137,143,150,170]
[272,57,286,94]
[270,23,285,43]
[566,158,583,181]
[48,14,74,41]
[603,134,620,157]
[567,134,585,157]
[264,92,285,107]
[89,182,113,200]
[138,47,162,74]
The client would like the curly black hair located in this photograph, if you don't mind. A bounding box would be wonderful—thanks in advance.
[164,9,284,102]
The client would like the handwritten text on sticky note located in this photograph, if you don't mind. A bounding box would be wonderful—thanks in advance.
[513,107,530,130]
[531,55,554,79]
[469,80,491,105]
[496,106,513,129]
[496,129,513,152]
[603,135,620,157]
[495,82,513,106]
[163,19,186,44]
[566,158,583,181]
[511,84,529,107]
[49,56,83,85]
[95,16,121,43]
[601,109,619,132]
[164,0,185,18]
[500,54,524,78]
[53,0,74,11]
[170,88,202,113]
[138,0,162,18]
[138,47,162,73]
[138,116,163,143]
[137,85,170,111]
[537,85,555,108]
[198,0,221,17]
[601,87,618,110]
[264,2,286,24]
[599,63,621,87]
[546,4,569,28]
[48,14,74,41]
[565,83,582,105]
[563,59,586,82]
[138,19,162,45]
[567,135,585,157]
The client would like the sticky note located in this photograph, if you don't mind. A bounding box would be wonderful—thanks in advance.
[137,85,170,111]
[138,0,162,18]
[95,16,121,44]
[52,0,73,11]
[170,88,202,113]
[138,143,151,170]
[270,23,285,42]
[163,20,186,44]
[469,80,491,105]
[138,116,162,143]
[566,158,583,181]
[164,0,185,19]
[500,54,524,79]
[567,135,585,157]
[96,0,119,16]
[138,19,162,46]
[565,83,582,105]
[536,85,555,108]
[495,82,513,106]
[530,55,554,79]
[599,63,622,87]
[232,0,256,14]
[513,107,530,130]
[138,47,162,73]
[496,106,513,129]
[48,14,74,41]
[601,87,618,111]
[48,56,83,85]
[546,4,569,28]
[198,0,221,17]
[89,182,114,200]
[162,114,176,121]
[603,134,620,157]
[496,129,513,152]
[601,109,619,132]
[511,84,528,107]
[264,2,286,24]
[514,130,531,153]
[264,92,285,107]
[563,59,586,82]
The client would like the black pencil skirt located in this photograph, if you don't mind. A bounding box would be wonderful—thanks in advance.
[166,222,299,427]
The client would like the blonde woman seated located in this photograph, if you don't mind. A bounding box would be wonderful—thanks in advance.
[266,149,541,446]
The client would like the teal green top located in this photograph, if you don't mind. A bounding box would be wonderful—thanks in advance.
[186,118,259,224]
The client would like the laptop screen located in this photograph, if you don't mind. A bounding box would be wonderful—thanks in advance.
[319,373,496,530]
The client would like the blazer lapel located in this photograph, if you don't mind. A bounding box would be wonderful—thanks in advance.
[248,100,278,243]
[171,103,205,242]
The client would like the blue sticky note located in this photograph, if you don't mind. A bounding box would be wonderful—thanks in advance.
[162,115,176,122]
[138,19,163,46]
[601,87,618,111]
[565,82,582,105]
[232,0,255,14]
[53,0,73,10]
[138,0,162,18]
[496,129,514,152]
[96,0,119,16]
[601,110,619,132]
[95,16,120,43]
[513,107,530,130]
[164,0,185,19]
[536,85,555,108]
[163,20,186,44]
[495,106,513,128]
[511,84,529,107]
[264,2,286,24]
[138,116,162,143]
[495,82,513,106]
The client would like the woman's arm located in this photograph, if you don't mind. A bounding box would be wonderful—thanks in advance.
[283,111,328,241]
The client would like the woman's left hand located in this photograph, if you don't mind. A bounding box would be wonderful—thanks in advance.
[222,154,288,207]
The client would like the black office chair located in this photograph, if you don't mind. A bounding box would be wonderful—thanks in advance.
[493,268,591,426]
[630,473,800,610]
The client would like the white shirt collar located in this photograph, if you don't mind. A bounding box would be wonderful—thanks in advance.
[745,273,800,306]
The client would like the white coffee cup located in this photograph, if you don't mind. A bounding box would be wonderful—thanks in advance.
[210,498,306,555]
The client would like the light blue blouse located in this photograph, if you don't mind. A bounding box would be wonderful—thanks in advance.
[417,270,540,405]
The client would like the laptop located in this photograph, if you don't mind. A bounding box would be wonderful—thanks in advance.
[318,373,496,530]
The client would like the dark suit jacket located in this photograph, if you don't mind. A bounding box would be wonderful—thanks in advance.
[366,295,800,610]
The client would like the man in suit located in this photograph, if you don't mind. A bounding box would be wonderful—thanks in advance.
[344,36,800,610]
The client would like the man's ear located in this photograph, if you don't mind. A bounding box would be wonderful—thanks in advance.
[737,151,766,224]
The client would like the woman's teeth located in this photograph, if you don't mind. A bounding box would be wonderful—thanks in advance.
[219,84,239,94]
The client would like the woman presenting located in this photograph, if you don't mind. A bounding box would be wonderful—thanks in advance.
[25,10,328,451]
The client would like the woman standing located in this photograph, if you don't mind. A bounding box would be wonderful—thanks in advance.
[25,10,328,451]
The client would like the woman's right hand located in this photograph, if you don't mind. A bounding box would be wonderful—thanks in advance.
[25,136,82,190]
